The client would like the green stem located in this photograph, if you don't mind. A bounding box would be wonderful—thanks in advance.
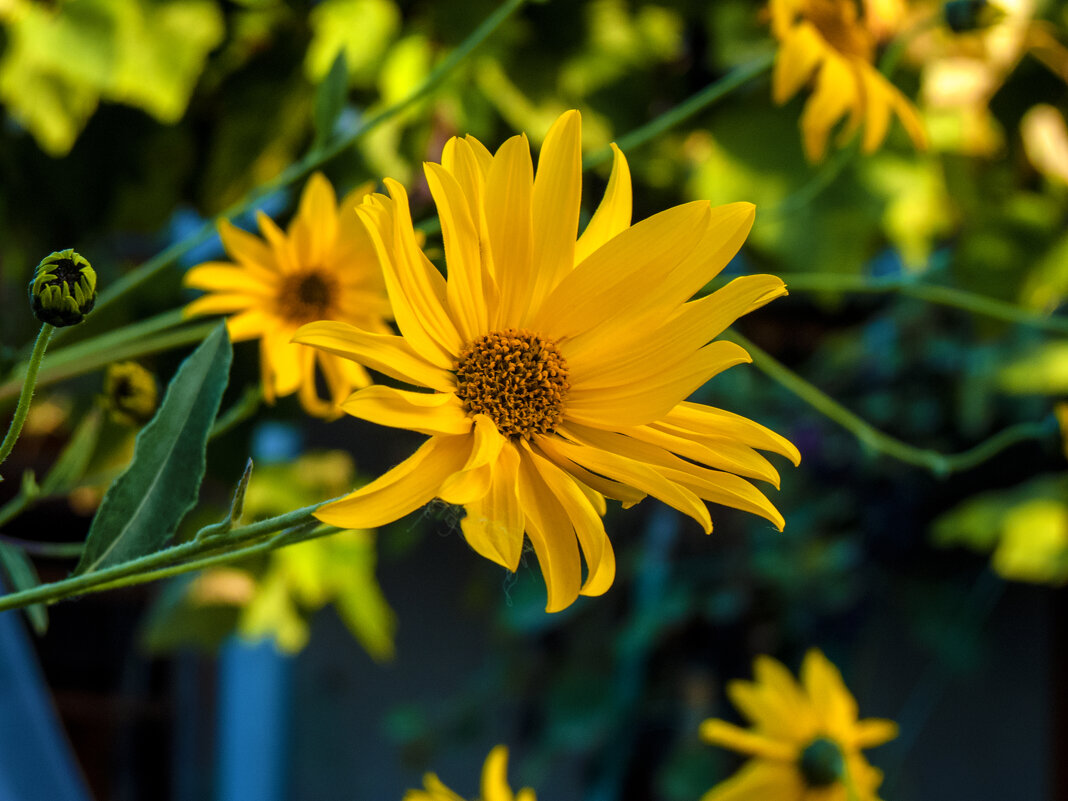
[0,535,82,559]
[583,52,775,171]
[92,523,345,594]
[0,324,54,468]
[0,498,341,613]
[0,318,218,403]
[80,0,530,323]
[780,273,1068,336]
[724,331,1060,477]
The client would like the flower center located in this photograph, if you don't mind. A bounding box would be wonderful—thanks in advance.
[798,737,845,788]
[455,329,570,439]
[278,270,335,324]
[804,0,874,60]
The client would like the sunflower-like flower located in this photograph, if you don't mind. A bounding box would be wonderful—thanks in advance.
[770,0,928,161]
[183,173,392,417]
[700,649,898,801]
[405,746,535,801]
[294,110,799,612]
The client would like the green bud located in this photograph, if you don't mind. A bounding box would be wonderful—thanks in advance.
[103,361,158,427]
[28,249,96,327]
[798,737,844,788]
[943,0,1007,33]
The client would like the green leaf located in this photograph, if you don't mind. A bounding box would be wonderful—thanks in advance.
[73,325,232,575]
[39,408,103,497]
[313,49,348,149]
[0,542,48,635]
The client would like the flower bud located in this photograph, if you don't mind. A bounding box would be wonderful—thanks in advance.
[103,362,158,427]
[943,0,1006,33]
[28,249,96,327]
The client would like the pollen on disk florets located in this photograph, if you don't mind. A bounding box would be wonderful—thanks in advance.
[455,329,570,439]
[277,270,337,324]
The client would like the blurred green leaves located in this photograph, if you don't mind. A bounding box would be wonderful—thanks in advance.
[0,0,224,156]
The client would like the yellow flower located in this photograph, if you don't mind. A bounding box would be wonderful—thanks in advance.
[701,649,898,801]
[770,0,928,161]
[294,110,799,613]
[183,173,392,417]
[992,498,1068,585]
[405,746,536,801]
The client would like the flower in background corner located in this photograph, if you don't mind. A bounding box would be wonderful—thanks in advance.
[701,649,897,801]
[183,173,392,418]
[294,110,799,613]
[405,746,535,801]
[769,0,928,161]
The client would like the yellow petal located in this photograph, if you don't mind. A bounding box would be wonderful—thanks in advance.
[292,171,338,266]
[525,442,615,597]
[386,178,464,358]
[565,340,752,428]
[861,70,892,154]
[529,109,582,310]
[217,219,279,281]
[853,718,898,749]
[567,275,785,388]
[292,320,454,393]
[534,201,711,340]
[625,423,782,488]
[773,23,824,104]
[541,435,712,533]
[424,161,487,341]
[800,56,857,162]
[340,386,472,435]
[563,424,785,530]
[698,719,796,761]
[481,746,513,801]
[484,134,535,327]
[699,760,802,801]
[460,439,526,571]
[574,143,632,266]
[257,210,298,273]
[533,441,647,506]
[183,293,254,317]
[314,435,471,529]
[801,649,859,738]
[666,403,801,466]
[318,351,369,407]
[263,330,303,398]
[183,263,274,295]
[438,414,504,505]
[225,309,270,342]
[516,447,583,613]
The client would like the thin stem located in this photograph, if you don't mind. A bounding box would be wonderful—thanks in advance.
[779,273,1068,336]
[724,331,1060,477]
[83,0,530,322]
[583,52,775,171]
[0,536,83,559]
[0,324,54,468]
[0,497,342,613]
[0,319,219,403]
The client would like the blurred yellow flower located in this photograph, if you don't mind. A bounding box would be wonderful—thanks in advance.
[992,498,1068,585]
[294,110,799,612]
[184,173,393,418]
[769,0,927,161]
[1022,104,1068,185]
[102,361,158,427]
[912,0,1068,154]
[701,649,897,801]
[405,746,535,801]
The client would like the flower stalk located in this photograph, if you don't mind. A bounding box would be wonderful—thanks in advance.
[0,323,55,470]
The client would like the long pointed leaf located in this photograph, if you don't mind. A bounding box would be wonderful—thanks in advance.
[73,325,232,575]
